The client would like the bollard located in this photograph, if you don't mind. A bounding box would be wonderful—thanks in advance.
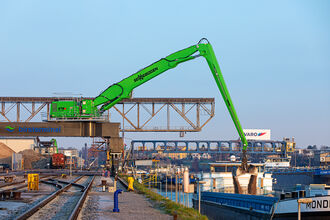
[28,174,39,190]
[113,189,123,212]
[127,177,134,191]
[114,180,117,191]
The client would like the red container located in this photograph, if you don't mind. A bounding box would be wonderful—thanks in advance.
[51,153,66,169]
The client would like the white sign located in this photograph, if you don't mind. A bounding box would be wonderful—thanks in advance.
[135,160,153,166]
[64,150,72,157]
[275,196,330,214]
[243,129,271,140]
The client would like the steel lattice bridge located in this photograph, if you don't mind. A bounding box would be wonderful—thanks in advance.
[131,139,290,156]
[0,97,214,132]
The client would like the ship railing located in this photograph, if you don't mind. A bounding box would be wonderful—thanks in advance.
[212,187,273,196]
[41,112,109,122]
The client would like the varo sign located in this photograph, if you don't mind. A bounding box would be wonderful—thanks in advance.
[243,129,271,140]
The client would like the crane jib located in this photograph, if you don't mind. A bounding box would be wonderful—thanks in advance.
[133,67,159,82]
[49,39,248,154]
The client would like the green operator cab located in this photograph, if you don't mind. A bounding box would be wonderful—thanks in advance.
[50,99,100,118]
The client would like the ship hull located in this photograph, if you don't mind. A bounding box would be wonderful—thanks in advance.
[193,193,330,220]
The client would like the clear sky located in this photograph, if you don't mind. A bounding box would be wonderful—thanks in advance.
[0,0,329,148]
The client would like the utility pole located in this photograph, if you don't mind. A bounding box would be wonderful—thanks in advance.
[198,180,206,213]
[178,172,181,204]
[171,174,173,201]
[165,174,167,198]
[175,172,178,203]
[70,155,72,177]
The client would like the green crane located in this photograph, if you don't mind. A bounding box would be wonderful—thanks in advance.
[50,38,249,170]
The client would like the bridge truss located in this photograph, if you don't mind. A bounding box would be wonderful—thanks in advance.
[131,139,290,157]
[0,97,214,132]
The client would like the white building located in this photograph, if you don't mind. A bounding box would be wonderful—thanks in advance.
[0,137,37,153]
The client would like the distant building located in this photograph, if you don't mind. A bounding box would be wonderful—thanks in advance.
[320,152,330,166]
[58,148,83,169]
[0,137,37,153]
[191,153,201,160]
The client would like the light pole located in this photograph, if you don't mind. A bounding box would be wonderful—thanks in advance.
[175,172,178,203]
[198,179,206,213]
[297,198,312,220]
[165,174,168,198]
[70,155,72,177]
[170,174,173,201]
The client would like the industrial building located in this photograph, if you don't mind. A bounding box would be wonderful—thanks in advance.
[0,137,37,153]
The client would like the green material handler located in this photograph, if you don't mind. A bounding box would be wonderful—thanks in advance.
[50,38,249,171]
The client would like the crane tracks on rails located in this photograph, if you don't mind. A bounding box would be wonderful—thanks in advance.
[13,175,94,220]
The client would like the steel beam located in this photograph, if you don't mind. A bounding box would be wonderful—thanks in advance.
[0,122,120,137]
[0,97,215,132]
[131,140,287,155]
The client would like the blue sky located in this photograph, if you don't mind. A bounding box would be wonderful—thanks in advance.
[0,0,329,148]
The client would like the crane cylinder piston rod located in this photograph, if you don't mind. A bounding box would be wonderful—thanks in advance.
[50,38,249,173]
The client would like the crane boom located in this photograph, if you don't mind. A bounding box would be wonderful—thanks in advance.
[50,39,249,169]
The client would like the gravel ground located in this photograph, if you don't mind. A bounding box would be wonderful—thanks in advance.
[79,193,99,220]
[78,176,172,220]
[0,176,60,219]
[28,176,93,220]
[0,201,27,219]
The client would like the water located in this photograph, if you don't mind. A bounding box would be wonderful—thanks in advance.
[153,187,195,208]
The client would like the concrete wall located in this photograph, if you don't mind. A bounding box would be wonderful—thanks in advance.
[0,138,36,153]
[0,153,23,170]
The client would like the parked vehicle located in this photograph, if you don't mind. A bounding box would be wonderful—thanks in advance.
[51,153,66,169]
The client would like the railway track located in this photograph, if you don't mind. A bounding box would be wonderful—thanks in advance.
[0,175,55,192]
[13,175,94,220]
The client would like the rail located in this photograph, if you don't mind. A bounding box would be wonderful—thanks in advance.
[15,176,84,220]
[0,180,25,188]
[0,175,55,193]
[117,176,129,188]
[68,176,95,220]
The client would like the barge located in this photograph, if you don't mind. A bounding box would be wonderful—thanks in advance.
[193,162,330,219]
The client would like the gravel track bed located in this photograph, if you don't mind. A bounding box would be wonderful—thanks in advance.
[79,193,99,220]
[3,176,60,220]
[27,176,93,220]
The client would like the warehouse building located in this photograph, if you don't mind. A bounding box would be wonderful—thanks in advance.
[0,137,37,153]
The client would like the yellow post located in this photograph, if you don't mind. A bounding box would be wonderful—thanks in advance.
[28,174,32,190]
[128,177,134,191]
[34,174,39,190]
[28,174,39,190]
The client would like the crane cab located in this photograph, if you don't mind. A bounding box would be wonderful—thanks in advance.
[50,99,100,120]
